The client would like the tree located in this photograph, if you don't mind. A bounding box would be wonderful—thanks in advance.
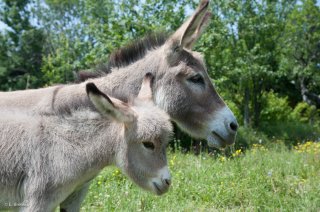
[36,0,195,85]
[197,0,297,127]
[279,0,320,108]
[0,0,45,90]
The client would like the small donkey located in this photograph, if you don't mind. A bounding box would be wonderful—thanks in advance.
[0,73,172,212]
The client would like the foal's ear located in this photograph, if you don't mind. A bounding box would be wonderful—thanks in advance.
[167,0,211,50]
[137,72,154,101]
[86,83,135,123]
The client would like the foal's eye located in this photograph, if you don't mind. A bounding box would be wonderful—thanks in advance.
[188,74,204,85]
[142,142,155,150]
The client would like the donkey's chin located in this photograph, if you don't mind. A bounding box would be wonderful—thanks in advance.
[207,133,228,149]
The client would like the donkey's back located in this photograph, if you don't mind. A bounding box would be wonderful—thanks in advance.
[0,83,92,116]
[0,86,59,112]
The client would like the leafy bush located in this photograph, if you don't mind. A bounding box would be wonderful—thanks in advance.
[260,91,292,123]
[258,91,320,146]
[260,122,320,146]
[290,102,319,125]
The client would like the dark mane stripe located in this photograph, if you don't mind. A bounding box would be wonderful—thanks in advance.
[76,32,168,83]
[108,31,168,69]
[77,32,168,82]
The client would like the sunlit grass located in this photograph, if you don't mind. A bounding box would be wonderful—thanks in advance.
[81,142,320,211]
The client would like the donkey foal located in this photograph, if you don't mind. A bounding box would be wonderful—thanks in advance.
[0,73,172,212]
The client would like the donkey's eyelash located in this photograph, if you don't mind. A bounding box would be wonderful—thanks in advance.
[188,74,205,85]
[142,142,155,150]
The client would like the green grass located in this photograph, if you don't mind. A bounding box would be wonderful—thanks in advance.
[81,143,320,211]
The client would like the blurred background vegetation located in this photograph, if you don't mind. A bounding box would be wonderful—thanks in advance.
[0,0,319,151]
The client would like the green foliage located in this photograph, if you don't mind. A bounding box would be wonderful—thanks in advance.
[197,0,298,127]
[257,92,320,145]
[41,34,85,85]
[260,91,292,123]
[235,126,270,149]
[79,146,320,211]
[0,0,46,90]
[32,0,196,85]
[290,102,319,124]
[261,122,319,146]
[279,0,320,106]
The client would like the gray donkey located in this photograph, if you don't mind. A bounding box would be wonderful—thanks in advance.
[0,73,173,212]
[0,0,238,149]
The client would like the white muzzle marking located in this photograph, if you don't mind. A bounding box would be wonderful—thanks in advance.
[149,166,171,195]
[207,106,237,148]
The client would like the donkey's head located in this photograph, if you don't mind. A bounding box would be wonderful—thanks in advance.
[86,73,172,195]
[154,0,238,148]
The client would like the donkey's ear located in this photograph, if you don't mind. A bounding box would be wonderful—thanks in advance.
[137,72,154,101]
[86,83,135,123]
[168,0,211,50]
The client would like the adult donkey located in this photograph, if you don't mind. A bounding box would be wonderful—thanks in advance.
[0,0,237,148]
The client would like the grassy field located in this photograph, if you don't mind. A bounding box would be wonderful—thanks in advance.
[81,142,320,211]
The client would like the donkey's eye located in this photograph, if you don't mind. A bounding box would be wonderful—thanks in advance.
[188,74,204,84]
[142,142,155,150]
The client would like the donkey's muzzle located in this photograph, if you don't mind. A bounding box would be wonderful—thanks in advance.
[151,166,171,195]
[207,106,238,148]
[152,177,171,195]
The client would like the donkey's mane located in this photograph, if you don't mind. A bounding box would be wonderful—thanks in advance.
[105,31,168,70]
[77,32,168,82]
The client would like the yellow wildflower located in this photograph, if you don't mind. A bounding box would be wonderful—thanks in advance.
[232,149,242,157]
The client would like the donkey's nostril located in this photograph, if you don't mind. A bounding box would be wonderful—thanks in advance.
[164,178,171,186]
[230,122,238,132]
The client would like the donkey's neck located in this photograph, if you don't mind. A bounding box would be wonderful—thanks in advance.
[50,115,124,168]
[90,48,165,102]
[41,48,164,115]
